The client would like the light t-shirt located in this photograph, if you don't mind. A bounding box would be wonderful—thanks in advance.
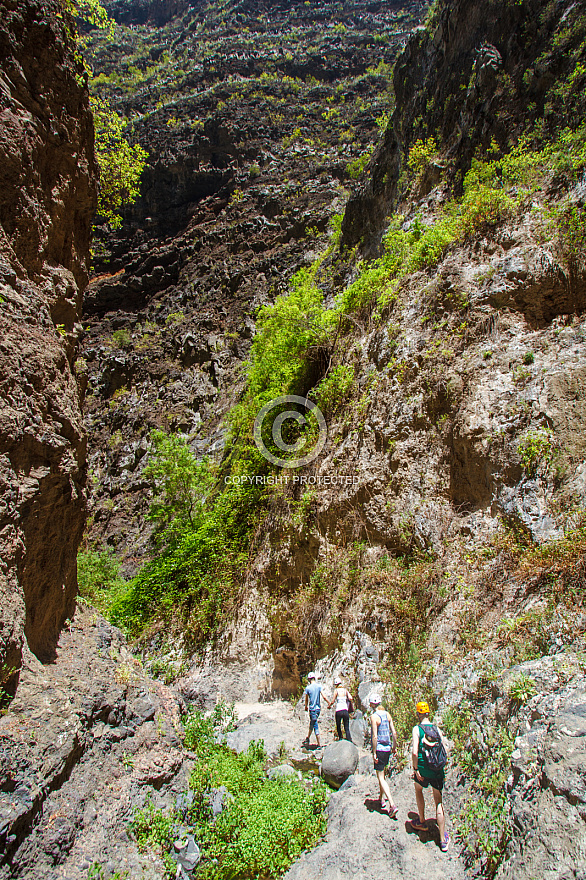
[304,681,322,713]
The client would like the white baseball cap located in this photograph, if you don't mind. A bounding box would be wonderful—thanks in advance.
[308,671,316,680]
[334,676,342,685]
[369,692,382,706]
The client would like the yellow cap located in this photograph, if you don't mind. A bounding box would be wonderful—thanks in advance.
[416,701,430,714]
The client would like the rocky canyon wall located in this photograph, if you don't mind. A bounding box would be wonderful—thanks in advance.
[0,0,96,691]
[343,0,586,248]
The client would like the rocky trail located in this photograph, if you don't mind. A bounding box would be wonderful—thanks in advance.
[0,613,464,880]
[229,699,466,880]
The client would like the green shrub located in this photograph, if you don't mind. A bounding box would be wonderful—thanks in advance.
[312,365,355,414]
[111,328,132,349]
[346,147,374,179]
[143,430,212,543]
[168,710,329,880]
[91,97,148,229]
[131,802,176,878]
[199,776,327,880]
[407,136,437,176]
[517,429,554,475]
[456,181,513,237]
[183,702,237,756]
[556,204,586,273]
[442,706,514,877]
[109,478,261,641]
[507,673,537,703]
[77,547,128,614]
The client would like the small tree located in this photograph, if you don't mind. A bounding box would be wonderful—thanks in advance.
[143,430,212,544]
[59,0,148,228]
[91,97,148,228]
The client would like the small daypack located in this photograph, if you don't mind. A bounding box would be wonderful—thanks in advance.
[419,724,447,771]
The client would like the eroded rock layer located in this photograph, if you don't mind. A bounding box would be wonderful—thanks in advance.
[0,0,96,683]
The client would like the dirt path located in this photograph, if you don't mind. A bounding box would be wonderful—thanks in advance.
[231,700,467,880]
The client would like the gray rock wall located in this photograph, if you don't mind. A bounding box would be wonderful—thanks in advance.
[0,0,96,687]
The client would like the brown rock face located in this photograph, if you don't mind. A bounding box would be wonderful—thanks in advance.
[0,0,96,686]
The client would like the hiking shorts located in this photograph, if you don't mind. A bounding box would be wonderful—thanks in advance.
[309,711,320,734]
[416,772,444,792]
[374,749,392,771]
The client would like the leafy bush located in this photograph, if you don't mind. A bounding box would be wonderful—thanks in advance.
[183,702,237,756]
[517,429,554,474]
[58,2,147,228]
[109,477,261,641]
[131,801,176,878]
[312,365,355,414]
[92,96,148,228]
[442,706,514,878]
[407,136,437,176]
[346,147,374,179]
[132,706,329,880]
[77,547,128,614]
[198,775,327,880]
[556,204,586,274]
[111,328,132,349]
[104,425,264,641]
[507,673,537,703]
[143,430,212,544]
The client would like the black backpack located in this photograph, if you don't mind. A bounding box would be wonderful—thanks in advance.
[419,724,447,771]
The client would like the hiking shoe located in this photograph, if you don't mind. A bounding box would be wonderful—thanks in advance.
[302,738,310,747]
[440,832,450,852]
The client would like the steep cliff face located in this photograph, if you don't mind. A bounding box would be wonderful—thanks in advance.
[80,0,429,557]
[0,0,96,686]
[343,0,586,247]
[173,0,586,704]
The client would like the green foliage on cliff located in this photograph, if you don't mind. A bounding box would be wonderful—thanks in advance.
[77,547,128,613]
[62,0,112,32]
[144,430,212,541]
[246,264,333,402]
[228,261,336,465]
[59,0,147,228]
[91,97,148,229]
[312,364,355,414]
[443,707,514,878]
[108,433,263,642]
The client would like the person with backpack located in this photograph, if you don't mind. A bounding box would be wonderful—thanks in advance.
[369,692,398,818]
[410,700,449,852]
[327,676,354,741]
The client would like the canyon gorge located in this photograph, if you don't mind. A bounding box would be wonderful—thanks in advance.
[1,0,585,878]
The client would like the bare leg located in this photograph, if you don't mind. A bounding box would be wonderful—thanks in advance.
[376,769,396,810]
[432,786,445,839]
[414,781,426,823]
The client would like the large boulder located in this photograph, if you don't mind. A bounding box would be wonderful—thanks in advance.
[349,714,368,747]
[320,741,359,790]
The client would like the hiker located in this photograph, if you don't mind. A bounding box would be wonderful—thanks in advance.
[303,671,325,748]
[410,700,449,852]
[327,676,353,741]
[369,692,398,818]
